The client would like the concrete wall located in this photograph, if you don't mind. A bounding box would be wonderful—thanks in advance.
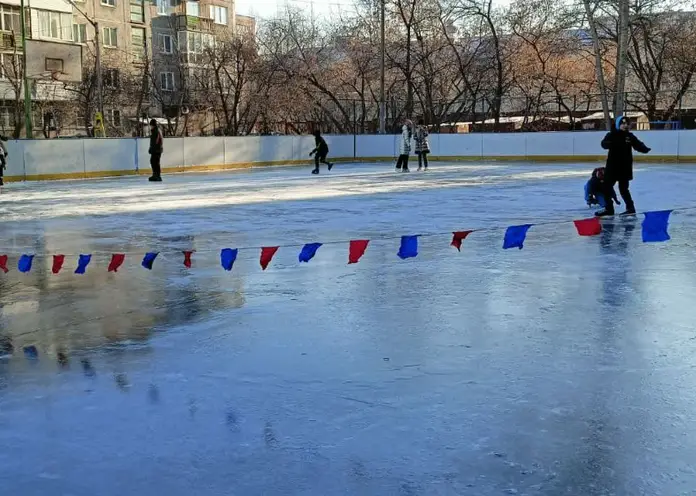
[4,130,695,182]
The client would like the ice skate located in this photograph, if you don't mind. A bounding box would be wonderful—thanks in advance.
[417,166,422,171]
[595,209,614,217]
[619,209,636,216]
[148,176,162,182]
[327,163,333,171]
[402,167,410,172]
[311,169,319,175]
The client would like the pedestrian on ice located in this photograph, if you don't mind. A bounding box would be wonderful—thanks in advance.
[595,115,650,217]
[0,135,8,191]
[148,119,164,182]
[584,166,619,208]
[309,130,333,174]
[395,118,413,172]
[414,119,430,171]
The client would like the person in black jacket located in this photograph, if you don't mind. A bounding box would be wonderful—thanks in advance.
[309,130,333,174]
[595,115,650,217]
[148,119,164,182]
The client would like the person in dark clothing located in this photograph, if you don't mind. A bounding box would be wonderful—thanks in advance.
[148,119,163,182]
[0,135,7,190]
[585,166,619,208]
[309,130,333,174]
[595,115,650,217]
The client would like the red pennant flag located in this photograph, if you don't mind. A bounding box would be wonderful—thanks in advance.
[574,218,602,236]
[108,253,126,272]
[348,240,369,264]
[183,250,194,268]
[451,231,473,251]
[0,255,7,274]
[52,255,65,274]
[260,246,279,270]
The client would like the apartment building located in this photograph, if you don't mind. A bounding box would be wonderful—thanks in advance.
[0,0,82,136]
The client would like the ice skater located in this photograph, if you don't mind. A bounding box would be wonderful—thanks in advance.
[148,119,163,182]
[595,115,650,217]
[0,135,8,192]
[585,167,619,208]
[309,130,333,174]
[395,118,412,172]
[414,119,430,171]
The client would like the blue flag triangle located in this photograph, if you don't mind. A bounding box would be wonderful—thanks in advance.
[642,210,672,243]
[299,243,322,263]
[18,254,34,273]
[398,235,418,259]
[220,248,238,271]
[141,252,159,270]
[503,224,532,250]
[75,254,92,274]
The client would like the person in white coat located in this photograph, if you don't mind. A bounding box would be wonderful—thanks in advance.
[395,119,413,172]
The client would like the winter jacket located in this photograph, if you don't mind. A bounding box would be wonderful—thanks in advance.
[414,126,430,153]
[311,135,329,156]
[398,124,411,155]
[149,127,164,155]
[601,116,650,181]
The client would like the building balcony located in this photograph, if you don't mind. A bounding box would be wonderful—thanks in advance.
[175,15,218,32]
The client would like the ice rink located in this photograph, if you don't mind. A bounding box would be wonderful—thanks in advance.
[2,160,696,495]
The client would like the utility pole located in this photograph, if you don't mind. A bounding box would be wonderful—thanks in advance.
[379,0,386,134]
[19,0,32,138]
[66,0,103,116]
[614,0,630,118]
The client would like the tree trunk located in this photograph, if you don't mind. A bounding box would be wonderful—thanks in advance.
[614,0,630,117]
[583,0,612,130]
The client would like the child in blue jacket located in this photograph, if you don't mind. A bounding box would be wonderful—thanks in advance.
[585,167,619,208]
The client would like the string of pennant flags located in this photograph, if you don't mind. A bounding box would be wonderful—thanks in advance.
[0,210,677,276]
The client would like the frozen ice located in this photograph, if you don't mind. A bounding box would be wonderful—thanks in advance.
[2,161,696,495]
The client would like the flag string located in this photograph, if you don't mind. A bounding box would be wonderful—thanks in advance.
[0,206,692,259]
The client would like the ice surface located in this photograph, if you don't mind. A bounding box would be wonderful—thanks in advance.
[2,161,696,495]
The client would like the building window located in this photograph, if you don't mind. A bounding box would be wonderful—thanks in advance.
[209,5,227,25]
[180,30,213,63]
[102,27,117,47]
[0,53,17,79]
[38,11,73,41]
[130,0,144,23]
[0,5,20,33]
[101,0,116,6]
[186,1,199,17]
[160,71,174,91]
[160,34,172,54]
[107,109,121,127]
[72,23,86,43]
[104,68,120,88]
[156,0,169,16]
[131,27,145,61]
[45,57,63,73]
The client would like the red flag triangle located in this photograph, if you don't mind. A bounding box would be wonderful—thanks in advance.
[108,254,126,272]
[52,255,65,274]
[574,218,602,236]
[0,255,7,274]
[348,240,369,264]
[183,251,194,268]
[260,247,279,270]
[451,231,473,251]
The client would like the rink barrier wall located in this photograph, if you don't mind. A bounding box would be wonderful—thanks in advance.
[2,130,695,182]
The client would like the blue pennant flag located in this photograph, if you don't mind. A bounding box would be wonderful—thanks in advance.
[398,235,419,259]
[75,254,92,274]
[141,252,159,270]
[299,243,322,263]
[220,248,238,271]
[503,224,532,250]
[642,210,672,243]
[18,254,34,273]
[23,345,38,359]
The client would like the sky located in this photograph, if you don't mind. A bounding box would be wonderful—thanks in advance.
[235,0,511,20]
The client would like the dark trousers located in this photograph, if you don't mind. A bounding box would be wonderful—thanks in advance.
[150,153,162,178]
[314,153,329,170]
[603,178,634,214]
[417,151,429,168]
[395,154,409,170]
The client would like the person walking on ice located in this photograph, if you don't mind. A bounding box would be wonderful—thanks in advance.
[148,119,164,182]
[595,115,650,217]
[414,119,430,171]
[395,118,412,172]
[0,135,7,192]
[309,130,333,174]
